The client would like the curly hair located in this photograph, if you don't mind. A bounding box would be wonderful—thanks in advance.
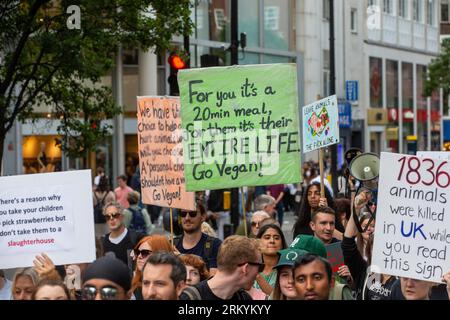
[179,254,210,282]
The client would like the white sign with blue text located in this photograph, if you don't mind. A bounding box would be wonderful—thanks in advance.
[372,152,450,283]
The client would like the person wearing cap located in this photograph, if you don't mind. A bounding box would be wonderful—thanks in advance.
[289,234,328,258]
[271,248,307,300]
[81,256,132,300]
[289,235,353,300]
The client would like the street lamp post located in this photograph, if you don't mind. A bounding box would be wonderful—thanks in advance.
[329,0,338,195]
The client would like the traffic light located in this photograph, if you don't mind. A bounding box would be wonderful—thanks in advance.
[168,53,186,96]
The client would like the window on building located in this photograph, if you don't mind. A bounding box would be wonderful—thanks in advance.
[398,0,409,18]
[427,0,435,25]
[386,60,399,109]
[323,0,330,20]
[383,0,394,14]
[264,6,279,30]
[214,8,227,30]
[368,0,378,8]
[413,0,423,22]
[263,0,289,50]
[239,0,259,48]
[351,8,358,33]
[442,3,450,22]
[123,48,139,65]
[416,65,428,151]
[370,57,383,108]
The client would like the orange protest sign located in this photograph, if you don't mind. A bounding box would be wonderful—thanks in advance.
[137,96,195,211]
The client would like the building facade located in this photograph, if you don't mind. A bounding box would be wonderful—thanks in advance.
[2,0,446,180]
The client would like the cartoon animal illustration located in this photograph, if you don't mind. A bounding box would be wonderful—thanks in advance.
[307,107,330,137]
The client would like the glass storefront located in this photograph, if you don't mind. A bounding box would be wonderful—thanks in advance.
[22,135,62,174]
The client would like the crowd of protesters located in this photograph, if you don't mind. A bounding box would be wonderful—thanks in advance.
[1,161,450,301]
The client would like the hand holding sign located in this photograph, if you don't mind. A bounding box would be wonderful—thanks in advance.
[33,253,55,277]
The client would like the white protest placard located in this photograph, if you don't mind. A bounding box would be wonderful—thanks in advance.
[372,152,450,283]
[302,95,340,153]
[0,170,96,269]
[417,151,450,161]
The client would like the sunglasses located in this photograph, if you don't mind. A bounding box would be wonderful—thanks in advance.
[238,261,265,273]
[180,211,198,218]
[134,249,152,258]
[251,221,261,227]
[82,285,119,300]
[104,212,121,221]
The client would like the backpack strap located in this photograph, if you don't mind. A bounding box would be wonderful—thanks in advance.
[203,235,214,267]
[182,285,202,300]
[100,192,108,204]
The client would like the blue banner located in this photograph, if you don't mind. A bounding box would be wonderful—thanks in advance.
[338,102,352,128]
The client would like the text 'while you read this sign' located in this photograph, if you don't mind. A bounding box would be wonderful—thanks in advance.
[178,63,302,191]
[0,170,96,269]
[372,152,450,283]
[302,95,340,153]
[137,96,195,211]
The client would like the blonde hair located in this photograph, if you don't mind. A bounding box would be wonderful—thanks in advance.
[12,268,39,299]
[201,222,217,237]
[217,235,259,273]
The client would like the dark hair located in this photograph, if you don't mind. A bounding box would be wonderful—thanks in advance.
[293,182,336,238]
[144,251,186,287]
[293,253,332,283]
[117,174,127,182]
[97,176,111,192]
[256,223,288,250]
[32,278,71,300]
[334,197,351,222]
[311,206,336,221]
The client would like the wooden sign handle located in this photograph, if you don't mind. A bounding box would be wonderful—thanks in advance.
[319,148,325,198]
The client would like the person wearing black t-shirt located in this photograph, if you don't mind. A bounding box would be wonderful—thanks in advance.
[342,190,396,300]
[311,206,353,286]
[179,235,259,300]
[101,202,144,269]
[175,203,221,275]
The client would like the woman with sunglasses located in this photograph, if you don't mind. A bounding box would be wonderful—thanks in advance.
[129,234,174,300]
[252,223,287,299]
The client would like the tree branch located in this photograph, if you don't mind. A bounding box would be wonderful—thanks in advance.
[0,0,49,95]
[5,61,62,133]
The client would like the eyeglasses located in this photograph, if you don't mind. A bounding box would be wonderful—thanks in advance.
[82,285,119,300]
[238,261,265,273]
[251,221,261,228]
[104,212,121,221]
[180,211,198,218]
[134,249,152,258]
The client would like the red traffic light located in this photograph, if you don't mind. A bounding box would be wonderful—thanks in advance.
[168,53,186,70]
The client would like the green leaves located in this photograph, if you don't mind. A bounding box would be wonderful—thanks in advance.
[425,39,450,96]
[0,0,193,162]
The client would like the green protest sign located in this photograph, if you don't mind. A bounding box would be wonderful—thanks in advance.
[178,63,302,191]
